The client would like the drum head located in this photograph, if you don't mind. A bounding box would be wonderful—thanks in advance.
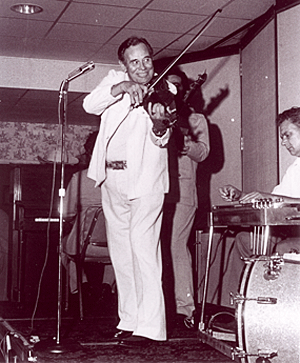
[237,258,300,363]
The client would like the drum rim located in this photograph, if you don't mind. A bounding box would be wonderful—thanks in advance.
[236,260,255,362]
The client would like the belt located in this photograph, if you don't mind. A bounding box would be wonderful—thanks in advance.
[106,160,127,170]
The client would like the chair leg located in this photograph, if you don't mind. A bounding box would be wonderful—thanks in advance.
[76,259,84,320]
[65,259,70,312]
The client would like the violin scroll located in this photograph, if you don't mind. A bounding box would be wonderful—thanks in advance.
[183,71,207,105]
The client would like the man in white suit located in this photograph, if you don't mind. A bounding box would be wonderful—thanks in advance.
[83,36,175,344]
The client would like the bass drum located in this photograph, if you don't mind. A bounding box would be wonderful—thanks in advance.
[236,256,300,363]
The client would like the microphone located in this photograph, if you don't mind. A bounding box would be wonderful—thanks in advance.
[67,61,95,81]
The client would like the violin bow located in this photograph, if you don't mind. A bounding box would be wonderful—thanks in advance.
[149,8,222,91]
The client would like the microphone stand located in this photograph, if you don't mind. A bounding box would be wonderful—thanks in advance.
[36,62,95,354]
[36,79,79,354]
[55,78,69,350]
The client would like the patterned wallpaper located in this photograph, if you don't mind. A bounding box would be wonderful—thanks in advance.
[0,122,98,164]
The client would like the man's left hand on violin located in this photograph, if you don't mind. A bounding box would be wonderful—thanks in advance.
[148,102,174,137]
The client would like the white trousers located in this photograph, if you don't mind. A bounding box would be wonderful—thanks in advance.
[101,169,166,341]
[171,203,196,317]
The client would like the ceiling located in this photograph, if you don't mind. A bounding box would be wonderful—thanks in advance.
[0,0,276,126]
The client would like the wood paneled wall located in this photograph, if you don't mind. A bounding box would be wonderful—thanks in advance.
[182,55,241,207]
[277,4,300,179]
[241,20,278,193]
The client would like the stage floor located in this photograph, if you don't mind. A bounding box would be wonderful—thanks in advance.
[0,298,235,363]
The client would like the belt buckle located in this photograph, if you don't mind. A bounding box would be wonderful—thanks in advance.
[113,161,126,170]
[106,161,127,170]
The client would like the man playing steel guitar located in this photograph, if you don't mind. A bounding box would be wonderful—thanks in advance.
[219,106,300,294]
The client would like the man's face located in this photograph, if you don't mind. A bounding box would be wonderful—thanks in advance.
[280,119,300,157]
[120,43,154,85]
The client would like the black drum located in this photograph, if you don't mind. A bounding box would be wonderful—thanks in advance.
[236,255,300,363]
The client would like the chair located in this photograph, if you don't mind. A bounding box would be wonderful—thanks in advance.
[64,205,112,319]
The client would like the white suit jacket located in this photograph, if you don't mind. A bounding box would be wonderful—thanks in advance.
[83,70,171,199]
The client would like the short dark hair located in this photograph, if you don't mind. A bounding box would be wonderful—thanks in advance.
[277,107,300,127]
[118,36,153,63]
[166,66,189,94]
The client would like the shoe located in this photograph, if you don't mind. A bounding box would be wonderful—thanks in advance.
[183,316,195,329]
[119,335,155,347]
[112,330,133,340]
[183,310,200,331]
[212,319,236,333]
[210,312,236,333]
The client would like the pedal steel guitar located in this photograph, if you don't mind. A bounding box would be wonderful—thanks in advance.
[198,200,300,362]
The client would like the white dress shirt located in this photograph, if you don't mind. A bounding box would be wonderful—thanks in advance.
[272,157,300,198]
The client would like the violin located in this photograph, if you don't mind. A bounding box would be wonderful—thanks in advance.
[143,71,207,130]
[176,72,207,130]
[183,73,207,106]
[172,72,207,152]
